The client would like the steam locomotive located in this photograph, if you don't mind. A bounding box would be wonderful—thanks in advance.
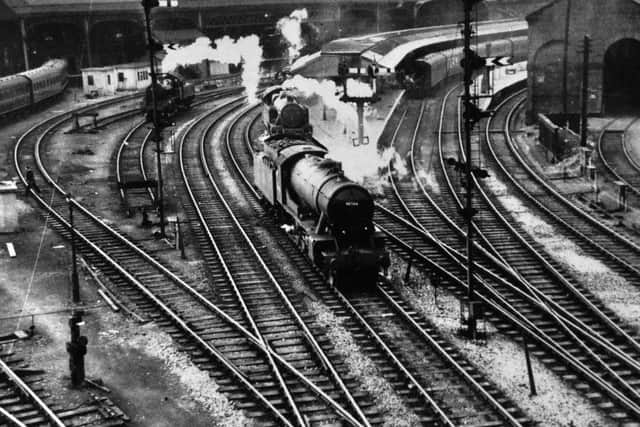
[254,87,390,289]
[144,73,195,124]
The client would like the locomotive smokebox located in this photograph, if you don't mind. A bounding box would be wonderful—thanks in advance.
[290,155,374,228]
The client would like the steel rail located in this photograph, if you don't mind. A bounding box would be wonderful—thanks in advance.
[0,405,27,427]
[237,103,457,426]
[116,87,244,209]
[0,358,65,427]
[392,87,640,372]
[376,283,524,426]
[236,101,503,427]
[480,92,640,358]
[622,120,640,173]
[224,103,371,427]
[380,94,530,427]
[374,211,640,418]
[498,102,640,259]
[15,101,294,426]
[182,99,306,427]
[14,97,365,426]
[180,100,363,427]
[115,120,154,204]
[456,92,640,403]
[598,117,640,197]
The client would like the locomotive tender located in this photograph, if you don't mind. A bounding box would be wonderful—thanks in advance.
[144,73,195,124]
[254,87,390,288]
[0,59,68,117]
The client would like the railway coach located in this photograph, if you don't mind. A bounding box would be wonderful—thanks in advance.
[0,59,68,117]
[407,35,528,97]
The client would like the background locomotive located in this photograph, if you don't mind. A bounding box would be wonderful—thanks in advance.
[254,87,389,289]
[144,73,195,124]
[0,59,68,118]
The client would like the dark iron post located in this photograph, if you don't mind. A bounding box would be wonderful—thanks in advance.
[142,0,165,238]
[66,310,87,387]
[580,35,591,147]
[66,194,80,303]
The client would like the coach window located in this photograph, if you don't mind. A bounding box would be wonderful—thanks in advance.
[118,72,125,82]
[107,75,111,85]
[87,75,94,86]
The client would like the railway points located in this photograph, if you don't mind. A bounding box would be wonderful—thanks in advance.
[3,1,640,425]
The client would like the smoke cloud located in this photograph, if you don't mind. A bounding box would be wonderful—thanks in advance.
[277,8,308,61]
[161,35,263,103]
[280,74,405,190]
[282,74,358,127]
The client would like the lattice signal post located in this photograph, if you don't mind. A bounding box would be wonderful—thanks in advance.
[460,0,492,339]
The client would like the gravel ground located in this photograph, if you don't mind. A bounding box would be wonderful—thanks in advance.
[484,172,640,331]
[307,300,420,427]
[389,252,614,427]
[104,322,250,427]
[0,90,257,426]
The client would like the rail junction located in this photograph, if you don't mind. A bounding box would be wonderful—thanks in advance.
[3,1,640,426]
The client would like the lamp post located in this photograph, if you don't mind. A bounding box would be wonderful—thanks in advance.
[66,193,80,303]
[142,0,166,237]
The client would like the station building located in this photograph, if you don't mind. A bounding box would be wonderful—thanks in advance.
[81,62,150,96]
[527,0,640,125]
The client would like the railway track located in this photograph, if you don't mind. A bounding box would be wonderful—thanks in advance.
[15,94,364,426]
[0,353,66,427]
[373,83,640,423]
[219,101,533,426]
[488,97,640,274]
[116,87,242,215]
[178,99,367,426]
[597,117,640,200]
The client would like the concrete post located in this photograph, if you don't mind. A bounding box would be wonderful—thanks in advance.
[357,102,364,147]
[20,19,29,71]
[84,17,92,67]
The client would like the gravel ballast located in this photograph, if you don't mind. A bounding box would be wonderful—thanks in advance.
[390,252,613,427]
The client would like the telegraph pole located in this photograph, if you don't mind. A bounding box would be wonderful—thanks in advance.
[562,0,572,117]
[580,35,591,147]
[142,0,166,237]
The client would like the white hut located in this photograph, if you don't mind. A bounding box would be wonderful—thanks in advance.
[81,62,151,97]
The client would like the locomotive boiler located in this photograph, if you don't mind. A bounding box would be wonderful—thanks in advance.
[254,87,389,289]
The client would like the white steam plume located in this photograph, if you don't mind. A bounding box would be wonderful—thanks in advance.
[161,35,263,103]
[281,74,405,190]
[282,74,357,127]
[277,8,308,61]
